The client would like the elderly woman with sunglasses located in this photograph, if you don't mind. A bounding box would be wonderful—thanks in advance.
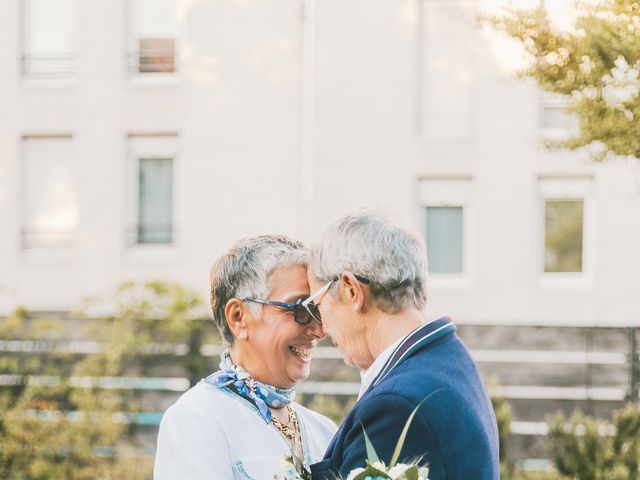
[154,235,336,480]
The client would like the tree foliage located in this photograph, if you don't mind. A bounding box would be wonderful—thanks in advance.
[489,0,640,161]
[0,281,207,479]
[491,383,640,480]
[546,403,640,479]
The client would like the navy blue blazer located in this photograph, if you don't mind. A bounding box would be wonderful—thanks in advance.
[310,318,500,480]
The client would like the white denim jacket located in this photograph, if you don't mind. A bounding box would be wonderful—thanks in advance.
[154,380,337,480]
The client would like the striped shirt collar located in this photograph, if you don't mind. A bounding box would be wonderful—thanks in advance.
[360,316,456,399]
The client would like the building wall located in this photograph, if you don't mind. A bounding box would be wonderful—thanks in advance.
[1,0,638,325]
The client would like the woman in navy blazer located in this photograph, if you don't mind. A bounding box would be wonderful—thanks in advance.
[305,208,500,480]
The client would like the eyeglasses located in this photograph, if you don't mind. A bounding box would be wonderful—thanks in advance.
[300,274,370,323]
[242,297,321,326]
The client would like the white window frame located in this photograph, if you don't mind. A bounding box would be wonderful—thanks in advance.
[125,134,179,259]
[417,176,474,289]
[19,133,76,262]
[20,0,77,85]
[539,93,579,141]
[536,175,595,290]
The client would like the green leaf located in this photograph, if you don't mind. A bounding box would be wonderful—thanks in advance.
[291,452,302,472]
[362,423,380,463]
[389,388,443,467]
[353,471,370,480]
[363,460,389,477]
[402,464,419,480]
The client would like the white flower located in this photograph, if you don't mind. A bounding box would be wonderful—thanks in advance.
[370,461,387,471]
[276,454,303,480]
[417,466,430,480]
[345,467,366,480]
[385,463,430,480]
[388,464,411,478]
[275,463,300,480]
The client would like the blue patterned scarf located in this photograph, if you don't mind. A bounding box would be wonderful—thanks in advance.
[205,351,296,423]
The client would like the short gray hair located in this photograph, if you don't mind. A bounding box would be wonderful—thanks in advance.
[310,208,427,313]
[210,235,308,346]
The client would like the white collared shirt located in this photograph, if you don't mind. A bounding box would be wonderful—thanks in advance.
[358,337,403,399]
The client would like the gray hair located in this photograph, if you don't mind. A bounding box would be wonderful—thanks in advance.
[210,235,308,346]
[310,208,427,313]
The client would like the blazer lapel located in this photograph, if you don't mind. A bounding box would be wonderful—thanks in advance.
[361,316,456,398]
[312,317,456,474]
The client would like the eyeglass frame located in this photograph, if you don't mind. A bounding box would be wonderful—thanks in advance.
[241,296,321,326]
[300,273,371,323]
[242,273,370,326]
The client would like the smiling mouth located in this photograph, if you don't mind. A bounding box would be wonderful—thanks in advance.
[288,345,313,361]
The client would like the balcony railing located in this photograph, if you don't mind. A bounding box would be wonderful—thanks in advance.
[21,229,74,250]
[129,50,176,74]
[21,53,74,79]
[127,224,174,245]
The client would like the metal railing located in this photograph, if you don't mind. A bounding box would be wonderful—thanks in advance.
[631,326,639,403]
[2,328,638,404]
[128,50,176,74]
[21,228,75,249]
[1,318,638,448]
[125,224,174,244]
[22,53,74,79]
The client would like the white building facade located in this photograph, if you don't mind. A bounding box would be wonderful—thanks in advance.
[1,0,639,327]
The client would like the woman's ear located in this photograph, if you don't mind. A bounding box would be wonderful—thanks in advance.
[340,271,366,312]
[225,298,249,340]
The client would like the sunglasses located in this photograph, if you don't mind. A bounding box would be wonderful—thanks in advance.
[243,274,370,326]
[242,296,322,326]
[299,273,371,324]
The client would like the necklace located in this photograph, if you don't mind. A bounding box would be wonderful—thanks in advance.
[271,405,308,475]
[270,405,298,440]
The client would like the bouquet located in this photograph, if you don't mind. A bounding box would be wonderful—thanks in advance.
[278,400,430,480]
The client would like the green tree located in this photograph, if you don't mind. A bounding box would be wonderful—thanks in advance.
[546,403,640,479]
[0,281,208,479]
[0,308,131,479]
[489,0,640,161]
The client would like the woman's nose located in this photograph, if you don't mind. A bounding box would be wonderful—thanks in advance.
[306,319,327,340]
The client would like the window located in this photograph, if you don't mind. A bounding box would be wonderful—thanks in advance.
[540,95,579,140]
[542,106,572,130]
[538,176,594,287]
[129,0,177,75]
[544,199,584,273]
[21,136,77,249]
[127,135,177,246]
[22,0,75,79]
[426,206,463,273]
[420,0,475,141]
[418,176,473,285]
[137,157,173,244]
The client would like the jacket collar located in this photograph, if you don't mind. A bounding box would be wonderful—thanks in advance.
[367,316,456,392]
